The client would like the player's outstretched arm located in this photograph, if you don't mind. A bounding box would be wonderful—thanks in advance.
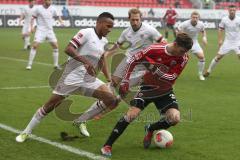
[218,29,224,48]
[101,53,111,82]
[58,16,64,26]
[104,43,119,58]
[19,14,24,24]
[202,30,207,46]
[30,17,36,33]
[119,50,147,97]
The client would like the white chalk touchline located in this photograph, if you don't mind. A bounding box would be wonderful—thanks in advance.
[0,85,50,90]
[0,56,52,66]
[0,123,108,160]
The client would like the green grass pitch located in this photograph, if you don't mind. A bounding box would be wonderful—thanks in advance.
[0,28,240,160]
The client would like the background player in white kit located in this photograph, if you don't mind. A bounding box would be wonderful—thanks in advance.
[16,12,118,143]
[26,0,63,70]
[204,5,240,77]
[111,8,163,87]
[19,0,34,50]
[177,11,208,81]
[75,8,164,137]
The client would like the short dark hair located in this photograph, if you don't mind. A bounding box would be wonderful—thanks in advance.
[175,32,193,51]
[97,12,114,21]
[229,4,236,8]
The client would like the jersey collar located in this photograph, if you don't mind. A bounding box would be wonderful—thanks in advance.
[94,28,102,39]
[165,45,172,56]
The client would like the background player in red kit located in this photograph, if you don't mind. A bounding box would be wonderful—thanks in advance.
[101,33,193,157]
[163,5,178,39]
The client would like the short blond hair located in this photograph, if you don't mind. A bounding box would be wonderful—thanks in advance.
[191,11,200,17]
[128,8,142,18]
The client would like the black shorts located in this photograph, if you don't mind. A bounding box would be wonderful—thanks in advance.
[166,24,175,29]
[130,89,179,114]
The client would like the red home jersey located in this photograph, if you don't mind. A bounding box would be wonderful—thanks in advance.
[163,9,177,25]
[124,43,188,94]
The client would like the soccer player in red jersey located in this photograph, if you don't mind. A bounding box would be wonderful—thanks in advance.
[101,33,193,157]
[163,5,178,39]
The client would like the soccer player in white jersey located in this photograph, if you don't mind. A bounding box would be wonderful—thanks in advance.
[26,0,63,70]
[204,5,240,77]
[19,0,35,50]
[177,11,208,81]
[76,8,164,137]
[111,8,163,87]
[15,12,119,143]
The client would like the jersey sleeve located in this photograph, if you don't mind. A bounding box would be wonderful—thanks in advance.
[157,55,188,82]
[117,30,127,44]
[149,54,188,83]
[122,45,158,80]
[149,26,163,42]
[219,18,225,30]
[21,8,26,17]
[32,7,38,18]
[69,30,88,49]
[52,7,59,17]
[200,22,205,32]
[177,21,185,31]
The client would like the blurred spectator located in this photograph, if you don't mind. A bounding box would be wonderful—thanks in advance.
[157,0,164,4]
[204,0,210,9]
[174,0,181,8]
[148,8,155,17]
[62,6,70,19]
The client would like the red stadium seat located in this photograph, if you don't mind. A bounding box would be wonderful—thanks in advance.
[75,0,192,8]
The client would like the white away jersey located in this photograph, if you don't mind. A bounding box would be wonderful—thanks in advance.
[32,5,58,31]
[219,16,240,41]
[117,23,162,58]
[21,6,34,27]
[178,20,205,42]
[70,28,108,68]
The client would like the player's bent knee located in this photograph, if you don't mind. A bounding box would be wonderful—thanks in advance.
[166,108,180,126]
[125,107,141,122]
[111,76,121,87]
[103,95,119,110]
[197,54,205,60]
[216,54,223,61]
[43,95,65,113]
[171,114,180,126]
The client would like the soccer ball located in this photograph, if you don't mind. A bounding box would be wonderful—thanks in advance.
[154,130,173,148]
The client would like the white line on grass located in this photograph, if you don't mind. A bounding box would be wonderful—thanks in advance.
[0,56,52,67]
[0,85,50,90]
[0,123,108,160]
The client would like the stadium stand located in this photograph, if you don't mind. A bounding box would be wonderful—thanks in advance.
[0,0,43,4]
[68,0,192,8]
[0,0,193,8]
[215,1,240,9]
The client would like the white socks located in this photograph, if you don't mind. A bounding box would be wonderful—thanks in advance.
[27,48,36,67]
[75,101,107,123]
[23,107,47,134]
[198,60,205,76]
[27,48,59,68]
[53,49,59,67]
[24,36,30,49]
[207,58,218,73]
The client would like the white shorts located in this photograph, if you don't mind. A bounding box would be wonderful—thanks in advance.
[53,60,104,97]
[34,29,57,43]
[218,40,240,55]
[113,56,145,87]
[22,25,31,35]
[190,41,203,54]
